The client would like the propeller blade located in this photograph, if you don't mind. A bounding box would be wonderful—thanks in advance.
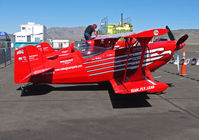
[176,34,189,46]
[166,26,175,40]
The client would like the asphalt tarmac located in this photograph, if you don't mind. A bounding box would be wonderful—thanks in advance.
[0,46,199,140]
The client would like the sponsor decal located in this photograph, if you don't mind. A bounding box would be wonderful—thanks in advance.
[18,57,23,61]
[154,30,159,36]
[36,45,41,48]
[90,57,103,61]
[59,53,70,57]
[60,58,73,64]
[131,86,155,93]
[17,49,24,55]
[55,65,83,72]
[61,50,69,53]
[22,56,27,61]
[29,54,39,61]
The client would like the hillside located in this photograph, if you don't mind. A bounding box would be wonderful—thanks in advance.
[160,29,199,43]
[47,26,86,41]
[46,27,199,43]
[9,27,199,43]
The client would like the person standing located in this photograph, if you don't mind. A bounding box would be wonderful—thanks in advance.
[84,24,97,40]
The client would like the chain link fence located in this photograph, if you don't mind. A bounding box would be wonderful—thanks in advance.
[0,47,12,68]
[0,32,12,68]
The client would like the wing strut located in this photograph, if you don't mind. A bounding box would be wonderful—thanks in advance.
[123,38,133,83]
[127,37,152,82]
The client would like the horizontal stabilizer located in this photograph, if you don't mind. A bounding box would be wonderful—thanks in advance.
[19,67,54,83]
[31,67,53,76]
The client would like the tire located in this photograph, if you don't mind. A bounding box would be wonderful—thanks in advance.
[191,58,197,65]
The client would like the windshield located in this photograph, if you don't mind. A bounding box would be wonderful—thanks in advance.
[74,41,107,58]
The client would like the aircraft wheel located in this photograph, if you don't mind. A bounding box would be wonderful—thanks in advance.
[21,87,29,96]
[191,58,197,65]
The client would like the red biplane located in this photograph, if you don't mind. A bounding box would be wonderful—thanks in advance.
[14,27,188,94]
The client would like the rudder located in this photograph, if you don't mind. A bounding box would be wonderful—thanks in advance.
[14,44,46,83]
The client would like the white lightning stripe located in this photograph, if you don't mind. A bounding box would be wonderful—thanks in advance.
[89,66,140,76]
[86,56,141,68]
[84,48,170,65]
[84,55,127,64]
[86,54,164,69]
[130,52,142,57]
[144,56,163,62]
[147,50,171,57]
[148,53,162,57]
[161,50,172,55]
[89,69,123,76]
[88,65,114,72]
[129,56,141,61]
[86,54,162,72]
[146,48,164,53]
[88,63,124,72]
[87,61,141,72]
[86,61,114,68]
[142,62,153,67]
[84,56,115,64]
[84,52,142,64]
[86,47,172,76]
[88,62,153,76]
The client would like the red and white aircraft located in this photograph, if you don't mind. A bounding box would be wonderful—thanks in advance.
[14,28,188,94]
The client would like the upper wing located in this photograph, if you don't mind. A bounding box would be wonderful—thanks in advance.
[95,29,168,40]
[95,32,134,40]
[94,29,168,48]
[126,29,168,38]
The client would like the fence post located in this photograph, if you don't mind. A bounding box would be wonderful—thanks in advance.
[4,48,6,67]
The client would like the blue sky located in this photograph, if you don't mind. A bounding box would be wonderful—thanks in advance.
[1,0,199,33]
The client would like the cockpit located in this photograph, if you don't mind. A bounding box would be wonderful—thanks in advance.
[74,41,107,58]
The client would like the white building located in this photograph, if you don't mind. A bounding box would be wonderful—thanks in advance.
[49,39,70,50]
[14,22,47,42]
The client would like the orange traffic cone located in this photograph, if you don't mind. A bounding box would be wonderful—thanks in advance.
[181,49,186,75]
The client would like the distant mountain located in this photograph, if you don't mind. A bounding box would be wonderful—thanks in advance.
[9,27,199,43]
[47,26,86,41]
[160,29,199,43]
[47,27,199,43]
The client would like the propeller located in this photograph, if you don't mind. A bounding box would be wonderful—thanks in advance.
[166,26,188,74]
[176,34,188,47]
[166,26,175,40]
